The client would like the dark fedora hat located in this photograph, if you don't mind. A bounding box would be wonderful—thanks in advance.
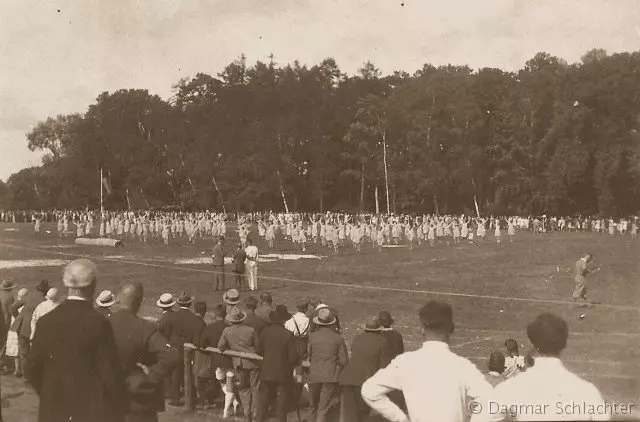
[36,280,50,294]
[270,304,292,324]
[177,292,194,306]
[378,310,394,327]
[364,318,383,332]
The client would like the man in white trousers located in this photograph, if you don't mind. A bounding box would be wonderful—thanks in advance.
[245,238,259,291]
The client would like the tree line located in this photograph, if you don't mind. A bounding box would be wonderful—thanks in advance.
[2,49,639,216]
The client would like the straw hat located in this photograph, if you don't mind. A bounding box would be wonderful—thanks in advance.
[156,293,176,308]
[96,290,116,308]
[223,289,240,305]
[0,279,16,291]
[313,308,336,326]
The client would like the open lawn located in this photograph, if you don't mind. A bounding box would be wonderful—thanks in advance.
[0,223,638,421]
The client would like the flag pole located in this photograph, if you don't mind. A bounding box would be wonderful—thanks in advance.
[100,168,104,214]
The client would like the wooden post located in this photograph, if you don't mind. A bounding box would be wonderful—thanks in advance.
[184,345,195,412]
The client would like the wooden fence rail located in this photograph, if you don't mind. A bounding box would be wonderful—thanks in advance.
[183,343,309,412]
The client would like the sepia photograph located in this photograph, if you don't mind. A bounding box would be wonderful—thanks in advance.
[0,0,639,421]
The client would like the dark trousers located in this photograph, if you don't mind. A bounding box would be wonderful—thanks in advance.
[309,382,340,422]
[256,380,289,422]
[339,386,368,422]
[234,272,246,291]
[214,266,225,290]
[196,376,221,406]
[18,336,29,375]
[125,411,158,422]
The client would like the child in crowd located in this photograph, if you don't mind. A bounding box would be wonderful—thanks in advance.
[503,338,526,378]
[485,351,507,387]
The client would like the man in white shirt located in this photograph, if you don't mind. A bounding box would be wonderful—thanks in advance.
[30,288,61,341]
[244,238,259,291]
[483,313,610,421]
[361,300,492,422]
[284,298,310,337]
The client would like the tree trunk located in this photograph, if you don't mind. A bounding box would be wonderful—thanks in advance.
[433,195,439,215]
[375,185,380,214]
[472,178,481,217]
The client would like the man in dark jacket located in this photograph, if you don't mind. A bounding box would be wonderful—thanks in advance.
[232,242,247,291]
[165,292,205,406]
[195,304,231,408]
[110,281,179,422]
[308,308,348,422]
[25,259,125,422]
[12,280,48,373]
[212,236,226,291]
[378,310,404,359]
[255,305,300,422]
[0,278,15,373]
[339,318,390,422]
[244,296,268,336]
[155,293,176,398]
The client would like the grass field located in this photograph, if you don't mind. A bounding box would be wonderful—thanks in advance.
[0,223,638,421]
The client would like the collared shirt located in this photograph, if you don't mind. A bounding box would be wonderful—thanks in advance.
[484,357,608,421]
[284,312,310,337]
[245,245,259,263]
[361,340,492,422]
[30,299,59,340]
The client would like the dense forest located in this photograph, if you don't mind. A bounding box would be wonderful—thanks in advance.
[1,49,639,216]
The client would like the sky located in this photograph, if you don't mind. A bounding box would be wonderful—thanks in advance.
[1,0,639,181]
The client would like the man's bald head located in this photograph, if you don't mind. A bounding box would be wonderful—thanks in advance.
[63,259,97,299]
[118,281,144,314]
[63,259,97,288]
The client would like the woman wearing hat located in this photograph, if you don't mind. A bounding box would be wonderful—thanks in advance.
[308,308,348,422]
[218,307,260,422]
[338,318,390,422]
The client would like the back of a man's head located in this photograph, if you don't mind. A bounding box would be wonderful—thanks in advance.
[194,301,207,317]
[259,292,272,305]
[527,313,568,356]
[488,351,506,374]
[245,296,258,311]
[118,281,144,314]
[212,304,226,321]
[63,259,98,299]
[419,300,454,338]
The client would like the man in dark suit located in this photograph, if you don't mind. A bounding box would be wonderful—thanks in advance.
[212,236,226,291]
[0,278,15,373]
[165,292,205,406]
[232,242,247,291]
[339,318,391,422]
[255,305,300,422]
[110,281,179,422]
[155,293,176,398]
[378,310,404,359]
[12,280,48,380]
[195,304,231,408]
[255,291,273,322]
[25,259,125,422]
[308,308,348,422]
[244,296,268,336]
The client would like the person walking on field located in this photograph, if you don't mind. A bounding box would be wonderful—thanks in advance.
[573,253,597,307]
[232,242,247,291]
[212,236,227,291]
[244,238,259,291]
